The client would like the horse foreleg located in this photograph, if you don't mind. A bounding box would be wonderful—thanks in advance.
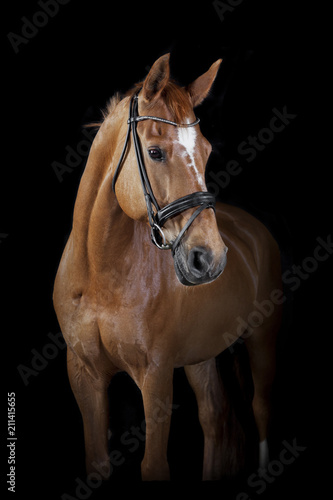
[139,364,173,481]
[185,359,224,480]
[67,348,112,478]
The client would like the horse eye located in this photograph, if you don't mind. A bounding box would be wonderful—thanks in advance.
[148,147,164,161]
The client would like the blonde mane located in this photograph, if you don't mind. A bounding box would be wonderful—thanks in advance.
[101,92,122,121]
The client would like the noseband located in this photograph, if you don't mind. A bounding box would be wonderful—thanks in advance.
[112,92,216,253]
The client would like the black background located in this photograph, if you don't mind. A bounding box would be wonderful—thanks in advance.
[3,1,331,499]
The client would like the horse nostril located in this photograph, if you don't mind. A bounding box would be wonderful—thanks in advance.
[188,247,213,278]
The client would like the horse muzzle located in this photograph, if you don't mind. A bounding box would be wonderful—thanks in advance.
[173,244,228,286]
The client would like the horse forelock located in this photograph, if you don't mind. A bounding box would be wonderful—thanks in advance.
[87,80,192,132]
[128,80,193,124]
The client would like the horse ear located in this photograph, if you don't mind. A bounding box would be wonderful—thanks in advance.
[186,59,222,108]
[141,53,170,103]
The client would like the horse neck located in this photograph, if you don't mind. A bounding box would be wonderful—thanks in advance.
[72,115,139,273]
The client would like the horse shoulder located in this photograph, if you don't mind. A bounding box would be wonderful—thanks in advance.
[216,202,282,299]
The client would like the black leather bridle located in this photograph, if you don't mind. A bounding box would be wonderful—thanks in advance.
[112,92,216,253]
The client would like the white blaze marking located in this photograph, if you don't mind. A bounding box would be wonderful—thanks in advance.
[177,122,206,189]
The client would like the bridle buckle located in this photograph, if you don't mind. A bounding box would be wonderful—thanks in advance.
[151,224,172,250]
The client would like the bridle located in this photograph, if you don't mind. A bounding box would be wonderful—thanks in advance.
[112,92,216,253]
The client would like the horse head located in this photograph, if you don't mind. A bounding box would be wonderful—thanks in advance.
[113,54,228,286]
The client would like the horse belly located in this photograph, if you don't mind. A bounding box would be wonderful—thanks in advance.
[173,302,245,366]
[172,267,258,366]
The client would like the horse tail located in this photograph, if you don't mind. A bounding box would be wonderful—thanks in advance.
[216,341,257,478]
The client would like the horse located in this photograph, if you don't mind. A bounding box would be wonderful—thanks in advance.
[53,53,283,481]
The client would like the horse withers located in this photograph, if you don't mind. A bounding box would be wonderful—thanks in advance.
[53,54,282,480]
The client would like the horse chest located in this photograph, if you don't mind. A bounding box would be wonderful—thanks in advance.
[96,284,183,342]
[94,276,239,372]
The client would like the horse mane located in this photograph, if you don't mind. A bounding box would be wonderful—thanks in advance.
[101,92,122,120]
[84,93,122,129]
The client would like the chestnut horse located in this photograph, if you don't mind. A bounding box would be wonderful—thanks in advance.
[53,54,282,481]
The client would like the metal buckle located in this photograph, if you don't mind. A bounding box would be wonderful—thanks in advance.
[151,224,172,250]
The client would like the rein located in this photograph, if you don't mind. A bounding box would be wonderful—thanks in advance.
[112,92,216,253]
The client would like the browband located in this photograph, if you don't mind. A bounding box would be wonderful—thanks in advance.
[128,115,200,128]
